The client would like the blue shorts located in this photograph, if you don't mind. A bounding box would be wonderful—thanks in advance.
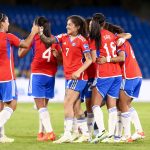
[65,79,87,96]
[120,78,142,98]
[81,78,94,102]
[28,74,55,99]
[94,76,122,99]
[0,80,18,102]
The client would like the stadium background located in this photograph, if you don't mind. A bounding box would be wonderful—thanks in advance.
[0,0,150,102]
[1,1,150,150]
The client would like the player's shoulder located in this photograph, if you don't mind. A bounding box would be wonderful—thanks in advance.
[77,35,86,42]
[57,33,68,38]
[101,29,116,41]
[7,33,16,37]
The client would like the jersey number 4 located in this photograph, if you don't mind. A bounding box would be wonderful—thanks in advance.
[42,47,51,62]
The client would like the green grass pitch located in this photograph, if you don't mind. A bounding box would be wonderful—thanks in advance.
[0,102,150,150]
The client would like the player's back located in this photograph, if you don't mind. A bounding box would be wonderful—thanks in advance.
[31,34,59,76]
[97,29,121,77]
[121,41,142,79]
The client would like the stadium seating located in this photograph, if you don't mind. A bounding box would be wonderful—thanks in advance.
[1,5,150,78]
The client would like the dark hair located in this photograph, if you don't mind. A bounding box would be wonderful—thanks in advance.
[0,13,7,22]
[34,16,51,38]
[104,22,124,34]
[90,13,106,50]
[85,17,91,33]
[67,15,87,38]
[34,16,51,48]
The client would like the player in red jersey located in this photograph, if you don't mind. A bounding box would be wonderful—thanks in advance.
[40,15,92,143]
[88,13,124,143]
[97,23,144,142]
[0,13,38,143]
[18,16,62,142]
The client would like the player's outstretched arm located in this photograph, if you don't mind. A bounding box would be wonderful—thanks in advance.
[39,27,57,45]
[118,33,132,39]
[117,33,132,46]
[19,24,38,48]
[18,48,30,58]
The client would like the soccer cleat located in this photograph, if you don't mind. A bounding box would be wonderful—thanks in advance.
[114,136,121,143]
[90,130,108,144]
[131,132,145,141]
[38,132,56,141]
[37,132,44,141]
[101,136,114,143]
[0,135,14,143]
[71,132,80,141]
[120,136,133,143]
[73,134,91,143]
[53,133,73,144]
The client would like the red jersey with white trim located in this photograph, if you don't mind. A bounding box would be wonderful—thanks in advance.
[0,32,20,81]
[55,34,90,80]
[90,29,121,78]
[31,34,61,76]
[87,38,97,79]
[118,41,142,79]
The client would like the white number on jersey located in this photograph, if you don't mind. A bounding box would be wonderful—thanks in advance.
[42,47,51,62]
[66,48,69,56]
[104,42,117,58]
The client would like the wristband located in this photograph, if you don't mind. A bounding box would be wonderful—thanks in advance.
[106,56,111,62]
[117,38,125,46]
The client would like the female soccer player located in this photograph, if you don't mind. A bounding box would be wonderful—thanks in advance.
[0,12,38,143]
[40,15,92,143]
[97,23,144,142]
[89,13,123,143]
[18,16,62,142]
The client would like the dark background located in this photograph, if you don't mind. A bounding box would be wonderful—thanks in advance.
[1,0,150,78]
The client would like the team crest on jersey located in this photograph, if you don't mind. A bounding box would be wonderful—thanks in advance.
[83,44,89,49]
[63,42,66,45]
[72,43,76,46]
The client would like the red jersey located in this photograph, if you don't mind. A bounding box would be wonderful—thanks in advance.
[31,34,61,76]
[90,29,121,78]
[118,41,142,79]
[0,32,20,82]
[87,38,97,79]
[55,34,90,80]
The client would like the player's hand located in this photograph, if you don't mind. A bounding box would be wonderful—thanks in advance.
[116,37,125,46]
[96,56,107,64]
[51,49,58,57]
[31,24,39,34]
[71,71,81,80]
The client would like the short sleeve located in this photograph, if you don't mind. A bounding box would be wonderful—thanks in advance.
[55,33,66,43]
[7,33,21,47]
[89,39,96,51]
[81,40,90,53]
[51,43,61,52]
